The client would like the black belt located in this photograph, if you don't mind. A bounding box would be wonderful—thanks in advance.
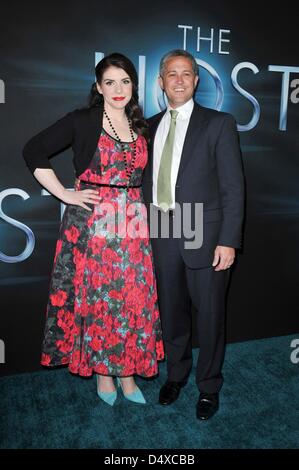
[79,181,141,189]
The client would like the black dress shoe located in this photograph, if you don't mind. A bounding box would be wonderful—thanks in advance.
[159,381,184,405]
[196,392,219,420]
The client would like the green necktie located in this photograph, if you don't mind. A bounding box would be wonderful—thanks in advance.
[157,109,179,211]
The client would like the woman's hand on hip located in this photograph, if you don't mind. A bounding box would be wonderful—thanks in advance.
[62,188,101,211]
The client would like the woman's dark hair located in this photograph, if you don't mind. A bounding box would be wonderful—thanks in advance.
[88,52,148,139]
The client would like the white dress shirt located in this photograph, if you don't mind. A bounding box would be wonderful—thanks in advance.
[153,98,194,209]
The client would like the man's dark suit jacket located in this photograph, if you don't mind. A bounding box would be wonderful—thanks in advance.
[142,102,245,269]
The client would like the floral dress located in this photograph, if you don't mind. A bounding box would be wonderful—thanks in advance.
[41,129,164,377]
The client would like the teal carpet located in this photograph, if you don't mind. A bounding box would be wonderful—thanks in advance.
[1,335,298,449]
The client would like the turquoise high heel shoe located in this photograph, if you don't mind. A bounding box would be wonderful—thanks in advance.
[96,375,117,406]
[117,377,146,404]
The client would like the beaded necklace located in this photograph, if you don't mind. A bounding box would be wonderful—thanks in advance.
[103,109,137,188]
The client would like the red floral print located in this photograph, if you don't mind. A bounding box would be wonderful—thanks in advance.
[41,130,164,377]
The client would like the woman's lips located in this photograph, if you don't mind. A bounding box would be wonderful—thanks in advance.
[113,96,125,101]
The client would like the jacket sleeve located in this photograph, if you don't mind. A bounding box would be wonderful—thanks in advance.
[215,114,245,249]
[23,110,76,174]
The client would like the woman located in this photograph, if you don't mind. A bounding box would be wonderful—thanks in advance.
[23,53,164,406]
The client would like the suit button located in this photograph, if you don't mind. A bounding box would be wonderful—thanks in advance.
[175,185,180,189]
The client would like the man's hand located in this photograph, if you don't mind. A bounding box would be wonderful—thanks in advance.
[212,246,235,271]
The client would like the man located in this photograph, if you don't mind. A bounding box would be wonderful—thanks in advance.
[142,50,244,420]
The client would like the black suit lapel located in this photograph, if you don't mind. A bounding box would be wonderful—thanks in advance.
[177,103,206,181]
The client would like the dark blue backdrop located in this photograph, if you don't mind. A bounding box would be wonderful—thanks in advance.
[0,0,298,375]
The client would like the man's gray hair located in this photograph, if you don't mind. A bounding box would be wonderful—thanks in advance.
[159,49,199,77]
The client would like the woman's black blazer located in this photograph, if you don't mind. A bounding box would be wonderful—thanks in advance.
[23,105,104,177]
